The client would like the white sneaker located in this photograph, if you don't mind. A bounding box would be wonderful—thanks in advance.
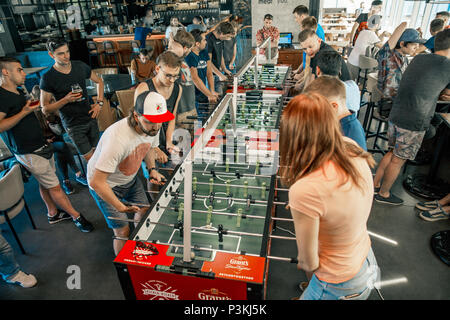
[6,270,37,288]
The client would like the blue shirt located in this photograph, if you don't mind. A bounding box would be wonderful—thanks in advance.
[303,23,326,69]
[134,27,152,48]
[185,49,210,102]
[344,80,361,113]
[340,112,367,151]
[424,36,435,53]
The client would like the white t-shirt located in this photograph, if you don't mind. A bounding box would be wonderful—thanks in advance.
[348,29,380,67]
[344,80,361,113]
[87,118,159,188]
[165,26,180,39]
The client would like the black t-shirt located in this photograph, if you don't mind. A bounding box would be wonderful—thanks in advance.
[40,60,92,128]
[223,37,237,65]
[389,54,450,132]
[356,13,369,24]
[206,32,223,70]
[145,79,181,155]
[0,87,46,155]
[310,42,351,82]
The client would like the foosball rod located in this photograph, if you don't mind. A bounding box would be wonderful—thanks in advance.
[147,190,269,206]
[172,179,269,191]
[157,205,266,220]
[267,217,399,246]
[111,236,295,262]
[159,166,273,179]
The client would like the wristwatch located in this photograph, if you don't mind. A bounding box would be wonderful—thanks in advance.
[98,100,104,107]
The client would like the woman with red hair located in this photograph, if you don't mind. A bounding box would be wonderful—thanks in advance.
[280,93,379,300]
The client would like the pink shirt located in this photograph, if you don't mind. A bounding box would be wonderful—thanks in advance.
[288,142,373,283]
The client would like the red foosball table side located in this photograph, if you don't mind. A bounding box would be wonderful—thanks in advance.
[114,240,266,300]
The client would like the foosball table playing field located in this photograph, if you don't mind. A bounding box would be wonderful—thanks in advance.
[113,41,300,300]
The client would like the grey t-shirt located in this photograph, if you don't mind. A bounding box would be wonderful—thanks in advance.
[389,54,450,132]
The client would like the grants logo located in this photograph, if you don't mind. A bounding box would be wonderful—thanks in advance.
[155,104,163,114]
[225,255,251,273]
[141,280,179,300]
[198,288,232,300]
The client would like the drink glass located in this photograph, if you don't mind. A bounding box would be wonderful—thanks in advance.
[71,83,85,102]
[25,92,40,108]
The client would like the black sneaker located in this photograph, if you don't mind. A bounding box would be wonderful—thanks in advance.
[73,214,94,232]
[62,180,74,195]
[48,209,72,224]
[374,193,404,206]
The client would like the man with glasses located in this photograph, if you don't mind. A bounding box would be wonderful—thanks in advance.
[134,51,182,166]
[40,38,104,163]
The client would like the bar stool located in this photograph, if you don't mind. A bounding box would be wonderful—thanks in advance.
[86,41,99,68]
[357,55,378,109]
[131,40,141,59]
[364,76,389,155]
[102,41,120,71]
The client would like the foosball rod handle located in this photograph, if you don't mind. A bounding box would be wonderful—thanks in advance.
[266,256,298,264]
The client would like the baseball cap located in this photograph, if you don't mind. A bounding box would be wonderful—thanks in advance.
[398,28,426,44]
[367,15,381,29]
[134,91,174,123]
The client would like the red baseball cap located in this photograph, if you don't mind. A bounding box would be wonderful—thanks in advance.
[134,91,174,123]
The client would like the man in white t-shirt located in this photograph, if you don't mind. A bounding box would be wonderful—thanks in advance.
[348,15,386,80]
[88,91,170,255]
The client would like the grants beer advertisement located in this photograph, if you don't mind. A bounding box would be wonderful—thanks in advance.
[201,252,265,284]
[115,241,265,300]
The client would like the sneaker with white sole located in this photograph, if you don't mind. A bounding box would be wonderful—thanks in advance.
[415,200,440,211]
[48,209,72,224]
[6,271,37,288]
[419,205,449,222]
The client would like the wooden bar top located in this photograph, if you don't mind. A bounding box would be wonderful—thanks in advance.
[89,34,166,42]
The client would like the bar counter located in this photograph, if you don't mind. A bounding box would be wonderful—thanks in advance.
[86,33,166,69]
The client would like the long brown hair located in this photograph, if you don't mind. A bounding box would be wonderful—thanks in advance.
[279,93,375,190]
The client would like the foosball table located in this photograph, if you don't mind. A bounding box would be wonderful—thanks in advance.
[113,39,299,300]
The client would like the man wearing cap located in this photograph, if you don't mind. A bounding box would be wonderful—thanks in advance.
[373,29,450,206]
[88,91,170,255]
[376,22,426,117]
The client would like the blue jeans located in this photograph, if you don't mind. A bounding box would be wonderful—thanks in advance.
[301,247,379,300]
[0,232,20,281]
[89,176,149,229]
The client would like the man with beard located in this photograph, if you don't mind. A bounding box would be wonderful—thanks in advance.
[134,51,182,166]
[88,91,168,255]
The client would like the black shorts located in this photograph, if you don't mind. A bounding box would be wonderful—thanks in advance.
[65,119,100,156]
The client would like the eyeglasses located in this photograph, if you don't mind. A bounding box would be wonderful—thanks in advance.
[161,68,180,80]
